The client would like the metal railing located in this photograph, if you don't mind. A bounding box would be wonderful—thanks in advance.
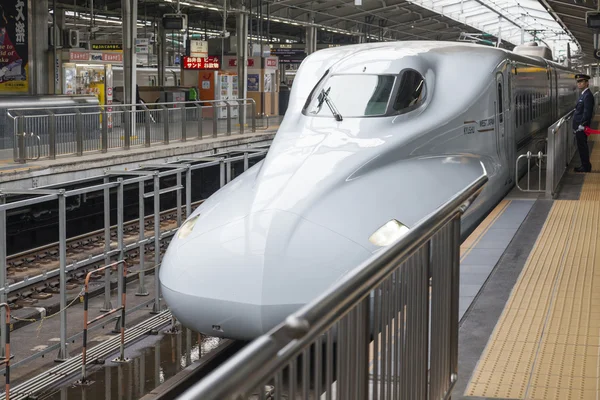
[545,110,575,197]
[8,99,274,163]
[516,92,600,197]
[516,151,546,193]
[179,175,488,400]
[0,146,270,378]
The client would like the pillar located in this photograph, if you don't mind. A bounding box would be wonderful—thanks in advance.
[236,10,248,124]
[122,0,138,149]
[305,26,317,55]
[31,0,49,94]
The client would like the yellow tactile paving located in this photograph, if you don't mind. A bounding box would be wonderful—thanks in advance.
[465,197,600,399]
[460,199,511,260]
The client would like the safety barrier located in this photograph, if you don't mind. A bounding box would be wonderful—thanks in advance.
[545,110,575,197]
[8,99,274,163]
[0,146,269,377]
[516,151,546,193]
[179,175,488,400]
[79,260,128,385]
[0,303,9,400]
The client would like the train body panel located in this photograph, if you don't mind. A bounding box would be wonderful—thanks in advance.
[159,41,578,340]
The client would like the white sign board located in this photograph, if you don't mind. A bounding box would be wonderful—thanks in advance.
[190,40,208,58]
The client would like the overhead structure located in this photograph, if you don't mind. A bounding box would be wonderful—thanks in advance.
[54,0,576,62]
[537,0,598,64]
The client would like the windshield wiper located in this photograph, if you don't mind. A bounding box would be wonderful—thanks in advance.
[317,88,343,121]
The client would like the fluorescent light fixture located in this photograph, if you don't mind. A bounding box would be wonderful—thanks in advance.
[369,220,410,247]
[178,215,200,239]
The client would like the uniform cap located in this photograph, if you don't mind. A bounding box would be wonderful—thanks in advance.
[575,74,591,81]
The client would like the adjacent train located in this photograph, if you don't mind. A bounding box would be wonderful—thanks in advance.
[159,41,579,340]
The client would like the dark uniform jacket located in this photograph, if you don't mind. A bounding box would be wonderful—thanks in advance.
[572,88,595,130]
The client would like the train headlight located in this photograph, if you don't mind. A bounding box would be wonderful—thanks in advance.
[178,215,200,239]
[369,219,410,247]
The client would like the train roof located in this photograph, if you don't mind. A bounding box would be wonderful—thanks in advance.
[310,41,577,73]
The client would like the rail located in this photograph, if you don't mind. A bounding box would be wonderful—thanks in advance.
[8,99,273,163]
[179,174,488,400]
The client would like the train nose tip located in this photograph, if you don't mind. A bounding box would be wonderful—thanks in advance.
[159,209,372,339]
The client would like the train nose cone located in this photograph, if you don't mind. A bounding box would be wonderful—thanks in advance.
[159,209,371,340]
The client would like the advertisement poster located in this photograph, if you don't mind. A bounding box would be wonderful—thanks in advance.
[247,74,259,92]
[0,0,28,92]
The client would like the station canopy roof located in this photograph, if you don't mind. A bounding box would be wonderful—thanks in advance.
[64,0,577,61]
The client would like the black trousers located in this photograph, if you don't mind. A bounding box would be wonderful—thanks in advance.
[575,130,592,171]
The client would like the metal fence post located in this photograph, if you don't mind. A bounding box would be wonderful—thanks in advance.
[101,176,113,312]
[0,195,7,358]
[124,108,131,151]
[145,109,151,147]
[226,102,232,136]
[113,178,125,333]
[251,101,256,133]
[220,159,225,188]
[152,172,161,314]
[181,105,187,142]
[136,179,149,296]
[243,152,249,171]
[186,165,192,218]
[212,103,218,138]
[75,110,83,156]
[162,106,170,145]
[56,189,69,361]
[16,116,25,163]
[239,100,245,135]
[101,108,108,153]
[176,171,182,227]
[49,111,57,160]
[195,103,203,140]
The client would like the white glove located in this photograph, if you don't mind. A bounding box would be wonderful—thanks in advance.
[578,125,585,132]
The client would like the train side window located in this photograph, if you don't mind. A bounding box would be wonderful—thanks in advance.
[393,70,426,114]
[497,83,503,123]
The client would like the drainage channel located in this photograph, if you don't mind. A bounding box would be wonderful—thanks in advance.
[2,310,173,400]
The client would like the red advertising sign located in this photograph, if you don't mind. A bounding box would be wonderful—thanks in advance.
[69,51,89,61]
[102,52,123,62]
[183,56,220,70]
[227,58,255,67]
[266,58,277,67]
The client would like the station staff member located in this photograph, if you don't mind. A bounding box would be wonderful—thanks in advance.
[573,74,594,172]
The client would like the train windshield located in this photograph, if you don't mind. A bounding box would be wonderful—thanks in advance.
[305,74,395,118]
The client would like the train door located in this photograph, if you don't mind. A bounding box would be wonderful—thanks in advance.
[496,72,512,184]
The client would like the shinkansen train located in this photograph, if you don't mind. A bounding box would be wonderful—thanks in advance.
[159,41,579,340]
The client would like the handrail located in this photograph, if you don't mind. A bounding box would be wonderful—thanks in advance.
[6,98,257,116]
[180,173,488,400]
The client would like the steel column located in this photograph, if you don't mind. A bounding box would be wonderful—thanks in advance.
[152,173,161,314]
[56,190,69,361]
[49,111,57,159]
[102,177,113,311]
[113,179,125,332]
[75,110,83,156]
[101,109,108,153]
[136,180,149,296]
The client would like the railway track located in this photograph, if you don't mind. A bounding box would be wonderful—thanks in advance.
[4,200,205,309]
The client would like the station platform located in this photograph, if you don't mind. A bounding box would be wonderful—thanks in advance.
[452,134,600,398]
[0,122,280,189]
